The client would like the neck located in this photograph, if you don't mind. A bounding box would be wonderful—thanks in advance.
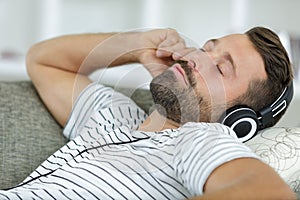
[138,110,180,132]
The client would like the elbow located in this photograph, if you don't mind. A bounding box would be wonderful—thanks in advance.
[26,41,50,84]
[26,43,40,78]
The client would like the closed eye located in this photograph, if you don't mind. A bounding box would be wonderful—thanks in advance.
[216,64,223,75]
[199,48,206,52]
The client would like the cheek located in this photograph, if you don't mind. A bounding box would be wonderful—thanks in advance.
[193,74,228,122]
[223,80,249,103]
[195,72,227,106]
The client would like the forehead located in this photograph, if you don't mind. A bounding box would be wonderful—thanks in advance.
[214,33,267,102]
[218,33,266,79]
[218,33,253,50]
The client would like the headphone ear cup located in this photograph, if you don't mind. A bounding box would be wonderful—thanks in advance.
[222,106,259,142]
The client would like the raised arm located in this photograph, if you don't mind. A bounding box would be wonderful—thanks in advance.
[192,158,296,200]
[26,29,186,126]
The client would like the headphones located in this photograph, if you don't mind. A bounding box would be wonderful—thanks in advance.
[221,82,294,142]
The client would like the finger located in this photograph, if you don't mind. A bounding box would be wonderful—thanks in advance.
[163,28,182,45]
[172,47,198,60]
[144,62,169,77]
[156,30,186,56]
[156,42,186,58]
[158,37,186,51]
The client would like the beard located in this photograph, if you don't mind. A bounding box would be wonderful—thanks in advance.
[150,60,210,124]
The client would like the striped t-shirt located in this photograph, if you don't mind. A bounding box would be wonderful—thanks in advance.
[0,82,258,199]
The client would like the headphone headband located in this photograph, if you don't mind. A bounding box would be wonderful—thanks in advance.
[258,82,294,129]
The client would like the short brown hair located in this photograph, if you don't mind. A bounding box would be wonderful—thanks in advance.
[239,26,293,128]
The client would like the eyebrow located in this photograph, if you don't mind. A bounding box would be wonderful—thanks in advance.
[209,38,237,73]
[209,38,218,44]
[203,38,218,47]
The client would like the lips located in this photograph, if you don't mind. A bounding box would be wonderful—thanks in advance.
[173,63,188,86]
[176,65,185,77]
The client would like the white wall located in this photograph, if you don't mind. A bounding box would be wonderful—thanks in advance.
[1,0,300,55]
[0,0,299,126]
[246,0,300,35]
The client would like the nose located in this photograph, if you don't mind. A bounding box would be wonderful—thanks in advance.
[182,49,216,72]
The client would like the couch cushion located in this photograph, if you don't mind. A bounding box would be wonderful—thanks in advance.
[246,127,300,195]
[0,81,68,189]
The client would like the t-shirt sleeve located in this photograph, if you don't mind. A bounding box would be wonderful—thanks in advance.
[63,82,144,140]
[63,82,112,139]
[174,122,259,196]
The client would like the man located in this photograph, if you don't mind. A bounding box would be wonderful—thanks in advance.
[0,27,295,199]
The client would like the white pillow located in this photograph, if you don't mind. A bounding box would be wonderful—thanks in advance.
[246,127,300,193]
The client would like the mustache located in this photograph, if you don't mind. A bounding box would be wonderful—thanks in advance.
[171,60,189,68]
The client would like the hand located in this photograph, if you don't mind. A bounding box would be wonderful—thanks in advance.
[136,28,187,77]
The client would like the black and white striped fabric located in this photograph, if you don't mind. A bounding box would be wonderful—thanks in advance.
[0,82,258,199]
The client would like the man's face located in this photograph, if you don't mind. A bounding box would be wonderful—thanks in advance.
[150,33,267,124]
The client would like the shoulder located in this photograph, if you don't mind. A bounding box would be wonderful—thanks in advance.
[64,82,147,139]
[178,122,236,141]
[175,122,253,161]
[174,122,242,163]
[173,122,258,195]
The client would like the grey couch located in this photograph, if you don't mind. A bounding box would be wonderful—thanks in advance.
[0,81,153,189]
[0,81,299,199]
[0,81,67,189]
